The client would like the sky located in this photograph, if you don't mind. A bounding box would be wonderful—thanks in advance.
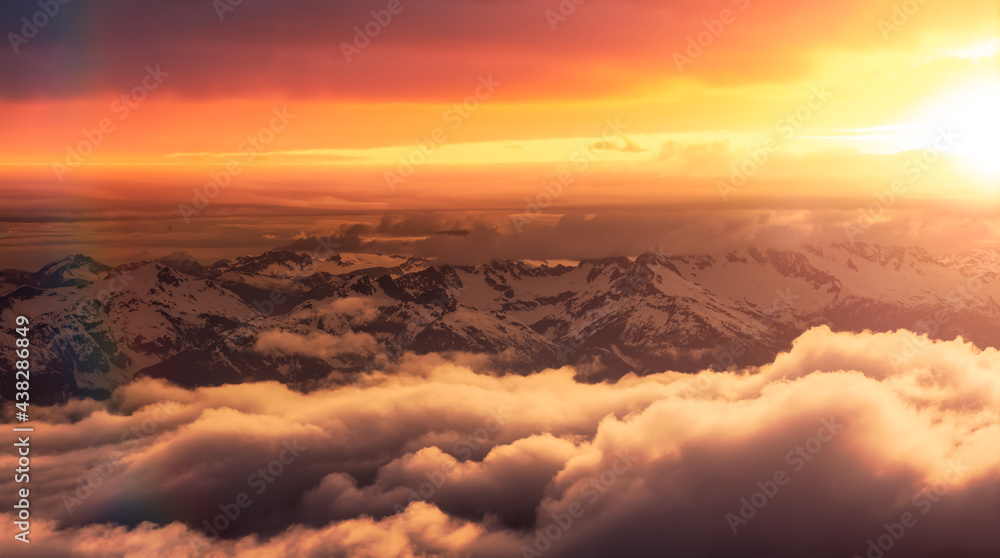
[2,4,1000,555]
[0,0,998,267]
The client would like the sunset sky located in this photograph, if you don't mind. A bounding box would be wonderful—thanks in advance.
[4,4,1000,557]
[0,0,998,269]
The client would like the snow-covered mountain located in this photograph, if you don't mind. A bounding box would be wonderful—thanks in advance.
[2,243,997,403]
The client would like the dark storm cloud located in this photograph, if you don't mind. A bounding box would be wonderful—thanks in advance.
[2,0,964,100]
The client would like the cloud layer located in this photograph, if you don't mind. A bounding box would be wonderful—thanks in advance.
[7,207,1000,272]
[2,0,995,100]
[2,327,999,557]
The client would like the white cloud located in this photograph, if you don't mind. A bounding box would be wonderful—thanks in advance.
[2,327,998,557]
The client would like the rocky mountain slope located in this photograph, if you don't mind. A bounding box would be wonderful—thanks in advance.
[2,243,997,403]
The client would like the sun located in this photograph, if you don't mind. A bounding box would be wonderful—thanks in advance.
[911,76,1000,181]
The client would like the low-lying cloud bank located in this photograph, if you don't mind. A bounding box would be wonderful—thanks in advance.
[2,327,999,557]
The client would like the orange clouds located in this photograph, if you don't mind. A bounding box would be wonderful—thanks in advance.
[1,0,994,101]
[255,330,379,361]
[1,0,996,204]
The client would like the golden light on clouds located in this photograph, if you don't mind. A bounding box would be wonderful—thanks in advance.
[0,0,994,211]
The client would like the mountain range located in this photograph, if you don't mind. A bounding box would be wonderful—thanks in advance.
[2,242,997,404]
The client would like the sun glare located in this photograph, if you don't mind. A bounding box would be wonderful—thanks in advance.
[914,77,1000,181]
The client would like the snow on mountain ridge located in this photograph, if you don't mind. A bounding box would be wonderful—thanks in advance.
[3,242,998,403]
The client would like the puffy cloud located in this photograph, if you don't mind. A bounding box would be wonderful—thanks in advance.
[1,503,513,558]
[1,327,998,557]
[320,297,380,325]
[254,330,378,359]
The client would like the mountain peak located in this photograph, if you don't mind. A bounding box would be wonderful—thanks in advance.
[34,254,111,287]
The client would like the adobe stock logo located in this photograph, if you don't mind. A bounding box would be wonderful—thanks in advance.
[7,0,72,54]
[339,0,414,63]
[510,117,629,232]
[178,106,295,223]
[544,0,588,31]
[384,75,501,191]
[843,127,958,242]
[520,449,640,557]
[673,0,751,72]
[877,0,932,41]
[718,84,832,201]
[850,460,969,558]
[726,417,844,534]
[192,440,307,552]
[52,65,170,182]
